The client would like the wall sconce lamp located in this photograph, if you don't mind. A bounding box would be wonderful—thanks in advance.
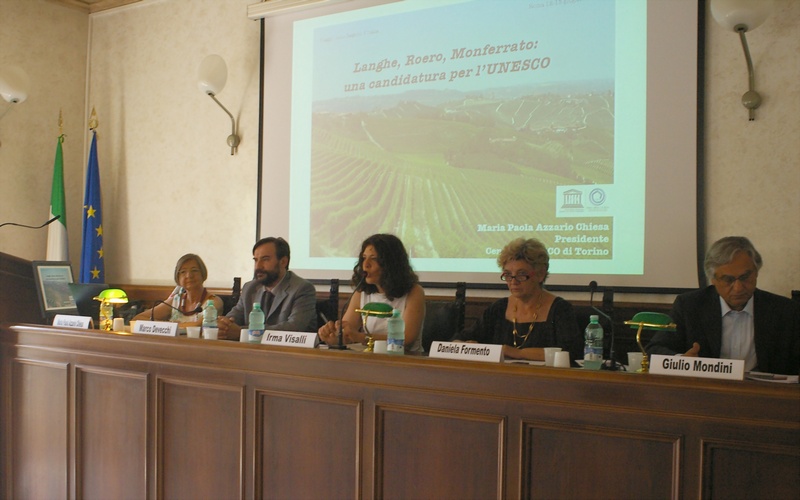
[624,312,676,373]
[710,0,775,121]
[94,288,129,331]
[197,54,240,155]
[354,302,393,352]
[0,65,30,122]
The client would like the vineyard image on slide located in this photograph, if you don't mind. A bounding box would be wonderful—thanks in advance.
[309,86,615,260]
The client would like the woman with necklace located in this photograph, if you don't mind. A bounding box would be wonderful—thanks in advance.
[133,253,224,328]
[454,238,582,363]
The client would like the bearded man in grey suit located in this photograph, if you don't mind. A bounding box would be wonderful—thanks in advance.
[647,236,799,375]
[218,237,317,340]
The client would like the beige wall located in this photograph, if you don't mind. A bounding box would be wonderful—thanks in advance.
[86,0,261,287]
[1,0,798,297]
[703,0,800,297]
[0,0,88,264]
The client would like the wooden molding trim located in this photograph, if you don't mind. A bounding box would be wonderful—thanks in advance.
[48,0,143,14]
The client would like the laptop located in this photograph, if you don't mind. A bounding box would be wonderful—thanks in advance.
[67,282,109,323]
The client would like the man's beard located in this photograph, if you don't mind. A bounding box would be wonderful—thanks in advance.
[255,269,279,287]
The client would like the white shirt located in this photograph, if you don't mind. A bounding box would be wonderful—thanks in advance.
[360,290,422,354]
[719,296,757,371]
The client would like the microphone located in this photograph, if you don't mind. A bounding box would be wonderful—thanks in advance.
[0,214,60,229]
[329,272,366,350]
[149,287,199,321]
[588,281,622,371]
[153,286,182,320]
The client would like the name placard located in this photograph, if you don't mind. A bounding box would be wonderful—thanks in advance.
[429,341,503,363]
[132,320,179,337]
[649,354,744,381]
[260,330,319,349]
[53,314,93,329]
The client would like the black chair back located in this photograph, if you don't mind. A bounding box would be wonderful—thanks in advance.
[421,282,466,353]
[316,279,340,329]
[221,277,241,315]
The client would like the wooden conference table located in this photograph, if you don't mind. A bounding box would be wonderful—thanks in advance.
[1,323,798,499]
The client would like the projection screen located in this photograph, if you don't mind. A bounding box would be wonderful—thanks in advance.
[257,0,702,291]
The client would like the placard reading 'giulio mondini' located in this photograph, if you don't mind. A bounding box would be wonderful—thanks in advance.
[649,354,744,381]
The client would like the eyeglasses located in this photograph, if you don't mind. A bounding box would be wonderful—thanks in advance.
[501,273,531,283]
[713,270,755,286]
[178,268,202,277]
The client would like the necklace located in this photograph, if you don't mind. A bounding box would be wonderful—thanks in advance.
[512,314,535,348]
[512,294,543,349]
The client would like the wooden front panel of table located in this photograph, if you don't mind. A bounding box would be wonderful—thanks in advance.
[1,324,798,499]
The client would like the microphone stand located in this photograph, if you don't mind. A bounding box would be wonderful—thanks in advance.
[588,281,621,371]
[149,301,203,320]
[598,288,622,371]
[149,289,201,321]
[329,274,365,350]
[0,215,60,229]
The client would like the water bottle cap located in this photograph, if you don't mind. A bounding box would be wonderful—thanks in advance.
[392,308,401,317]
[206,299,214,305]
[590,315,599,322]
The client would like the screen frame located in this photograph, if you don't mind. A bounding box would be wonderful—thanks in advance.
[31,260,79,319]
[253,0,707,295]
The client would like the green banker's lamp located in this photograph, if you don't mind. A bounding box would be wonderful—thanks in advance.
[624,312,676,373]
[93,288,128,331]
[354,302,393,352]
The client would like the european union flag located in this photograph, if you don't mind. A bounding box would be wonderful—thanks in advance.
[80,130,104,283]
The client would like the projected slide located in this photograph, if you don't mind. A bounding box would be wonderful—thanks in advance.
[288,0,647,276]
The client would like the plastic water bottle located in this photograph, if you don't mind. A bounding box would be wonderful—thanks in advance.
[202,299,217,336]
[583,315,604,370]
[248,303,265,343]
[386,309,405,354]
[170,286,184,322]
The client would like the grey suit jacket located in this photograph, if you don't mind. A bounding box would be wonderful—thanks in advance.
[226,270,317,333]
[647,286,800,375]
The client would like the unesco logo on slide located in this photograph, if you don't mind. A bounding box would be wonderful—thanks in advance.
[559,187,608,211]
[589,188,606,206]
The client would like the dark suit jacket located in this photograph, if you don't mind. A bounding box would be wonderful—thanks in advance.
[225,270,317,333]
[647,287,800,375]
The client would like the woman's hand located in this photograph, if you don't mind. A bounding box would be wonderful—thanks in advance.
[318,320,341,345]
[503,345,544,361]
[319,320,367,345]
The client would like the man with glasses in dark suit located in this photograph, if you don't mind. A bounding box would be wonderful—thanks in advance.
[647,236,799,375]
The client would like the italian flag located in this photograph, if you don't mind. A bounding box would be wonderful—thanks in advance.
[46,136,68,261]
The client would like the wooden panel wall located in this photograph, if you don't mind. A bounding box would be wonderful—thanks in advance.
[10,360,68,498]
[1,324,798,499]
[257,391,360,498]
[76,367,148,499]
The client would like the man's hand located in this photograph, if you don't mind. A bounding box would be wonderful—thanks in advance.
[218,316,240,340]
[683,342,700,357]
